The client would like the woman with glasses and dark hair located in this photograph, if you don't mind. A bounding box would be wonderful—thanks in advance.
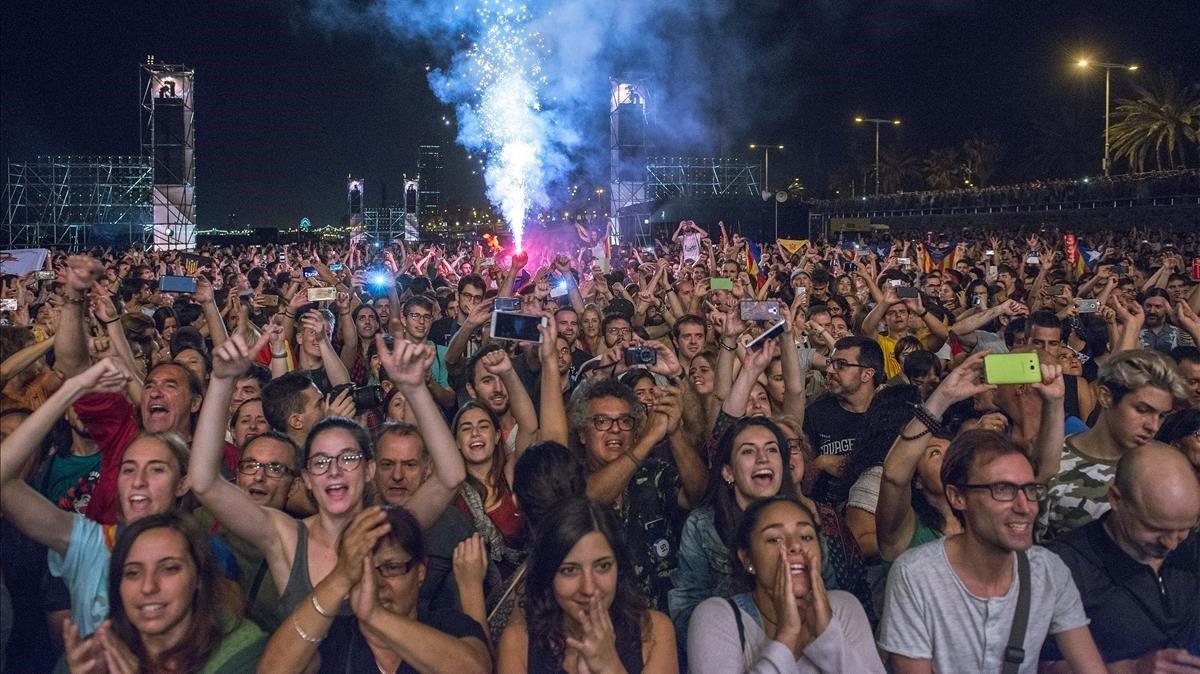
[497,497,677,673]
[189,336,467,618]
[260,506,491,673]
[63,512,266,673]
[686,496,882,673]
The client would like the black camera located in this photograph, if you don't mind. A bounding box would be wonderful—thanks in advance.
[623,346,657,367]
[328,384,385,413]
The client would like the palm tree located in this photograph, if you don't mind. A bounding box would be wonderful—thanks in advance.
[923,148,962,190]
[961,132,1003,186]
[1108,72,1200,172]
[878,148,921,193]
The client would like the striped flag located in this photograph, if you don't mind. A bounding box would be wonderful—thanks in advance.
[745,239,767,288]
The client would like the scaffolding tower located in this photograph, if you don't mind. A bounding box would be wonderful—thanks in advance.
[140,56,196,250]
[362,207,407,244]
[645,157,761,201]
[3,156,154,250]
[609,78,650,245]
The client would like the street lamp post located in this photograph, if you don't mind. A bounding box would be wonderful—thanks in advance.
[1076,58,1138,177]
[749,143,784,194]
[854,117,901,196]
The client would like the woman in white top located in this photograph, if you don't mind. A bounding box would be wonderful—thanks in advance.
[686,496,883,674]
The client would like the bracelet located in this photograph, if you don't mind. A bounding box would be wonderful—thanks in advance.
[284,311,296,319]
[917,310,928,318]
[291,614,323,644]
[272,352,288,359]
[899,427,931,442]
[718,340,737,352]
[909,403,944,436]
[623,450,644,471]
[102,316,121,325]
[63,295,87,305]
[311,593,334,618]
[914,402,944,423]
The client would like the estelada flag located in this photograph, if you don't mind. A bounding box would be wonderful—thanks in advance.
[919,242,958,273]
[745,239,767,288]
[778,239,808,255]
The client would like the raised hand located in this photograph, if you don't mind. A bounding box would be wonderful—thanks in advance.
[797,545,832,645]
[94,621,139,674]
[74,357,131,394]
[63,619,104,674]
[653,383,683,435]
[193,275,215,305]
[743,333,779,375]
[211,332,272,380]
[633,336,683,377]
[375,336,435,388]
[480,348,513,376]
[300,311,331,344]
[62,255,103,295]
[335,506,391,588]
[537,318,561,366]
[1032,360,1067,402]
[925,349,996,416]
[769,545,805,658]
[452,533,489,594]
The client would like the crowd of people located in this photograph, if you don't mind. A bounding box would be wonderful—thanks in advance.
[812,168,1199,214]
[0,218,1198,673]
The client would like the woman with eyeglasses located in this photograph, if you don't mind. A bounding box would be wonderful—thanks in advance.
[687,496,883,673]
[497,497,677,673]
[63,512,267,674]
[260,506,491,673]
[190,335,467,618]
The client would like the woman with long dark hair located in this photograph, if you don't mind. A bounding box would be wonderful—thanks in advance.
[669,417,797,645]
[497,498,677,673]
[686,496,882,673]
[452,399,525,578]
[64,512,266,673]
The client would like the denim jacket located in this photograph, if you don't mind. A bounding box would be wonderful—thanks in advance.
[668,507,731,646]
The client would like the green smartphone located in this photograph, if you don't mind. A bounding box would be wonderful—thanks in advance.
[984,353,1042,385]
[709,277,734,291]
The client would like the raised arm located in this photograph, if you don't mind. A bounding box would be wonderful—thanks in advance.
[0,334,55,389]
[1031,362,1066,483]
[536,321,568,445]
[445,298,493,370]
[376,336,466,530]
[193,275,228,348]
[779,331,808,421]
[861,286,896,339]
[0,358,129,556]
[586,406,673,505]
[722,338,776,418]
[300,311,351,387]
[190,332,293,562]
[877,351,994,561]
[479,347,538,462]
[53,255,105,377]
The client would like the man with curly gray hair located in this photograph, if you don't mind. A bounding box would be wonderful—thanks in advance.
[1038,348,1188,541]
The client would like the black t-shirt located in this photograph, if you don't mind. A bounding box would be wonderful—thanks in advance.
[318,609,486,674]
[418,507,477,615]
[429,317,460,347]
[802,394,868,504]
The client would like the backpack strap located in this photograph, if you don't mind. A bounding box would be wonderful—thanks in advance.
[1002,550,1032,674]
[725,597,746,653]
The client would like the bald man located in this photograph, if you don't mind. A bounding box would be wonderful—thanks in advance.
[1040,443,1200,670]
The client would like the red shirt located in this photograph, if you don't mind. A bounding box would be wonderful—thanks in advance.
[74,393,239,524]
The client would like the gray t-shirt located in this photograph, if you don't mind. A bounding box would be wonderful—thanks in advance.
[877,538,1089,674]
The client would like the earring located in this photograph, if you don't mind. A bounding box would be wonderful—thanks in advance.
[747,565,755,574]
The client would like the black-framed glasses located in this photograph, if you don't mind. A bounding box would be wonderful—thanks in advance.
[375,558,417,578]
[307,452,365,475]
[961,482,1047,502]
[827,358,867,371]
[238,459,293,479]
[606,327,632,337]
[405,312,432,323]
[591,415,636,431]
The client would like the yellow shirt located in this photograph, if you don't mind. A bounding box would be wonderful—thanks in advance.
[876,334,902,379]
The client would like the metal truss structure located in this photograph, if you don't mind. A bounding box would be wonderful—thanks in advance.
[645,157,762,201]
[361,207,407,244]
[3,156,153,250]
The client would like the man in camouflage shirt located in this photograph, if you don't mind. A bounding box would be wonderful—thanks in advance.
[1038,350,1186,540]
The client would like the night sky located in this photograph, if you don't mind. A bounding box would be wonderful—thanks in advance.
[3,1,1197,229]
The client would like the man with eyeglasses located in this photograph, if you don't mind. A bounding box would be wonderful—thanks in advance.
[570,378,694,610]
[398,295,455,409]
[803,335,885,504]
[1040,443,1200,671]
[429,274,486,348]
[879,430,1105,673]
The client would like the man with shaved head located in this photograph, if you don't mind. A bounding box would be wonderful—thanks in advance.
[1040,443,1200,670]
